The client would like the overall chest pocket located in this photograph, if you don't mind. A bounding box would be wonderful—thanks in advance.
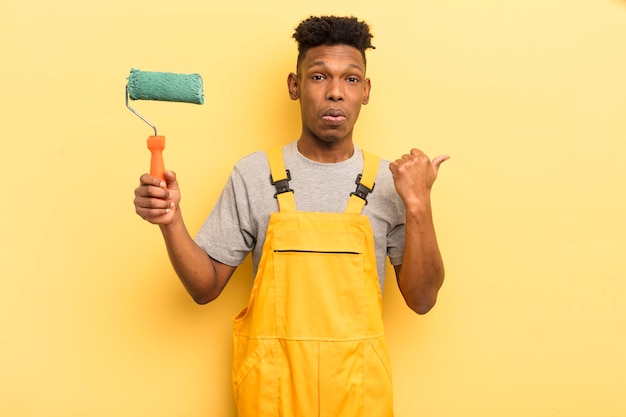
[272,228,368,339]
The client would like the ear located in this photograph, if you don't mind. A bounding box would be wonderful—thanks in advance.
[362,78,371,105]
[287,72,300,100]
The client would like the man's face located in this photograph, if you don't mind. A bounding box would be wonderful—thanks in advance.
[288,44,371,146]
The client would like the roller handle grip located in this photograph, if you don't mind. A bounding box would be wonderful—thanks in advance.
[147,136,166,183]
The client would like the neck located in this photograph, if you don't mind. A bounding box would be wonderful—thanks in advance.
[296,137,355,163]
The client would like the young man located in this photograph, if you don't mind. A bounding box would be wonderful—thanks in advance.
[134,15,448,417]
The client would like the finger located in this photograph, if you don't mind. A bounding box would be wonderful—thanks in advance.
[388,160,402,176]
[135,184,169,199]
[389,160,398,175]
[134,195,173,210]
[139,173,166,188]
[393,155,411,167]
[410,148,426,157]
[402,151,417,161]
[136,206,173,222]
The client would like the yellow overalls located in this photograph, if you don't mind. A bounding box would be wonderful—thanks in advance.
[232,148,394,417]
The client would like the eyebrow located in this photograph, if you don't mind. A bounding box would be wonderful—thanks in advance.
[307,60,365,72]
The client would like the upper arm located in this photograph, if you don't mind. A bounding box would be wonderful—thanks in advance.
[202,256,238,303]
[187,255,238,305]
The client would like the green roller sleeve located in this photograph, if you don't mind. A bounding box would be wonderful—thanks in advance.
[126,68,204,104]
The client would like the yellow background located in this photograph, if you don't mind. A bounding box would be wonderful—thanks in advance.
[2,0,625,416]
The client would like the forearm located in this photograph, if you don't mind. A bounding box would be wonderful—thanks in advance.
[396,202,445,314]
[159,209,228,304]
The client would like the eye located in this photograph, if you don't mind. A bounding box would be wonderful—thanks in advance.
[347,76,360,83]
[311,74,326,81]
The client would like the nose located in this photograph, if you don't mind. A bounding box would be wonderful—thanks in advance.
[326,79,344,101]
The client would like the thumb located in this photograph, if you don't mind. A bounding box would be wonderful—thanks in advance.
[432,154,450,175]
[163,170,179,190]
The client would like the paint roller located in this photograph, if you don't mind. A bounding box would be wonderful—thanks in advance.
[125,68,204,182]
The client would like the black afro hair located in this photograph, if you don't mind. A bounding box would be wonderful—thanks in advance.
[293,16,375,70]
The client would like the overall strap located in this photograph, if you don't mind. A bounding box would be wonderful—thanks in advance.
[266,147,296,212]
[345,150,381,214]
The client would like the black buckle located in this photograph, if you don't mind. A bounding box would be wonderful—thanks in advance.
[271,169,293,198]
[350,173,375,204]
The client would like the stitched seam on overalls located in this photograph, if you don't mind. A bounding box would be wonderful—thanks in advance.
[235,339,274,388]
[366,338,393,381]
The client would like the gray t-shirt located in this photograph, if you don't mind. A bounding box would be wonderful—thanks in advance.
[194,141,406,289]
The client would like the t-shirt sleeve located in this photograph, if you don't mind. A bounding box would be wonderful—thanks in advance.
[380,172,406,267]
[386,223,405,267]
[194,167,256,267]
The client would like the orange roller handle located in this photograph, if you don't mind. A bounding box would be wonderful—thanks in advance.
[147,135,166,183]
